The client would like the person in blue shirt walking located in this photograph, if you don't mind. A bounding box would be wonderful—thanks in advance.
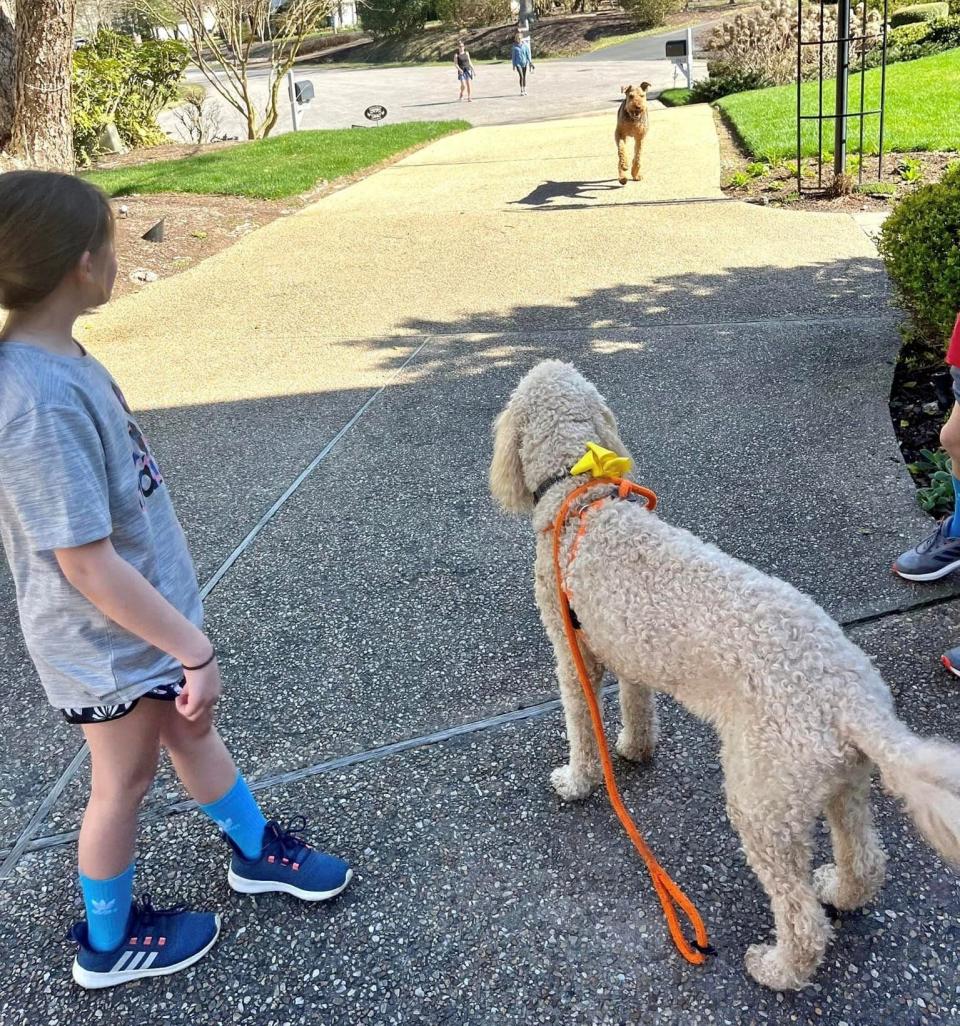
[511,30,532,95]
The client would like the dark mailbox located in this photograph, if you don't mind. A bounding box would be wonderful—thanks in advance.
[295,80,315,104]
[665,39,687,58]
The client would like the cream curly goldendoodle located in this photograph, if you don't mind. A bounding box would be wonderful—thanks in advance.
[489,359,960,991]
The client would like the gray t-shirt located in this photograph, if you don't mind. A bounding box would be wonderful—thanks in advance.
[0,341,202,709]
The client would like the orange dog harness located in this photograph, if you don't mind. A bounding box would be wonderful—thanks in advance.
[548,469,713,966]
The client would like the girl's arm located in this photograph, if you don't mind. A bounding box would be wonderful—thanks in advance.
[55,538,219,722]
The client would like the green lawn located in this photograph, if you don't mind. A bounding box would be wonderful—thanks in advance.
[716,49,960,159]
[86,121,469,200]
[659,87,693,106]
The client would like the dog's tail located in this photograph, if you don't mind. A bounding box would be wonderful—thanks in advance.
[846,705,960,865]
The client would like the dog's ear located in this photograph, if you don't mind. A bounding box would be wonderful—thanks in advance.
[595,400,631,463]
[490,404,534,514]
[620,83,630,95]
[639,81,652,93]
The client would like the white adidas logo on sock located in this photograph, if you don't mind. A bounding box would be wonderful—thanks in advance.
[90,898,116,915]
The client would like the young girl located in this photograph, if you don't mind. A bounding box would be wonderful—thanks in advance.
[454,40,475,102]
[511,30,531,96]
[0,172,351,990]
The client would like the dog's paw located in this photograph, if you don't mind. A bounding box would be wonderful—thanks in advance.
[618,177,627,185]
[551,764,600,802]
[616,729,654,763]
[813,862,880,911]
[631,172,642,181]
[745,944,812,991]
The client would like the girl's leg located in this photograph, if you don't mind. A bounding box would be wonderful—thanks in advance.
[159,706,352,902]
[159,704,266,859]
[466,76,472,101]
[941,402,960,534]
[78,700,165,950]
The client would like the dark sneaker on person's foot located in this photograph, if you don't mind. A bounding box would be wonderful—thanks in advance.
[70,895,220,990]
[227,818,352,902]
[942,646,960,679]
[893,518,960,581]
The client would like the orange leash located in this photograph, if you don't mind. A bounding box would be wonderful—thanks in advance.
[551,477,713,966]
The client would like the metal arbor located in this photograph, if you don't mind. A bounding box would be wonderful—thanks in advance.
[796,0,890,193]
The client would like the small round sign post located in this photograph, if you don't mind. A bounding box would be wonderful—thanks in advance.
[364,104,387,126]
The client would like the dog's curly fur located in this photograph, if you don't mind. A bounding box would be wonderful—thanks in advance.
[615,83,651,185]
[490,360,960,990]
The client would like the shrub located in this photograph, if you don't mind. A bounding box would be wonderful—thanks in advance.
[705,0,881,87]
[621,0,682,29]
[361,0,434,35]
[863,15,960,66]
[889,20,934,45]
[689,70,768,101]
[890,2,949,24]
[73,30,188,166]
[927,13,960,44]
[173,85,224,145]
[434,0,512,25]
[878,163,960,349]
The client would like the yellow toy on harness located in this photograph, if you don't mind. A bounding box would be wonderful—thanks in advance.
[569,442,633,479]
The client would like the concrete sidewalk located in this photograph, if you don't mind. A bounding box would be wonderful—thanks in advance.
[1,107,958,1025]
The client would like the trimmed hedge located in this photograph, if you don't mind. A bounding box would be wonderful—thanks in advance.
[878,162,960,348]
[890,2,949,25]
[864,14,960,66]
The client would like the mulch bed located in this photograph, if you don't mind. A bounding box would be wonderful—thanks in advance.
[93,138,440,300]
[889,335,953,490]
[715,107,957,212]
[107,191,289,302]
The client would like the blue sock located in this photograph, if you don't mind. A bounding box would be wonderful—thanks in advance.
[949,477,960,536]
[79,862,135,953]
[199,774,268,860]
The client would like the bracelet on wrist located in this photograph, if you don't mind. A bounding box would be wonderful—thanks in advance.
[182,647,216,672]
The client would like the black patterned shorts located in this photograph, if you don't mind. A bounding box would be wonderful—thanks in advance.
[62,679,185,725]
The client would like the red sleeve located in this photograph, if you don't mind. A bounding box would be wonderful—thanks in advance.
[947,313,960,367]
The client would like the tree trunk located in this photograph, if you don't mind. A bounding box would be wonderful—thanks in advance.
[0,0,14,150]
[10,0,75,170]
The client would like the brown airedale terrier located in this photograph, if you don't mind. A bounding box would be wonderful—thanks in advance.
[615,83,651,185]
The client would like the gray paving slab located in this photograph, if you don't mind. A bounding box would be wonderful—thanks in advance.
[2,600,959,1024]
[35,311,957,840]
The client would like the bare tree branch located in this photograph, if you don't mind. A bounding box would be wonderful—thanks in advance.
[138,0,331,139]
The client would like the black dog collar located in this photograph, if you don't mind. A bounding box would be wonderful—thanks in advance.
[533,471,569,505]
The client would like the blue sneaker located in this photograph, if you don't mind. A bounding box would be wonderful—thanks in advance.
[70,894,220,990]
[893,519,960,582]
[226,818,352,902]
